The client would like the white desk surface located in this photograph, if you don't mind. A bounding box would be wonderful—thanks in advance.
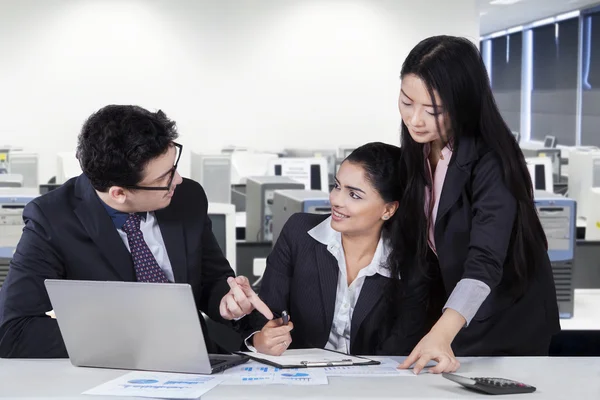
[560,289,600,330]
[1,357,599,399]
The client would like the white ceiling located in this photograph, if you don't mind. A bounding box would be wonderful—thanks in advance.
[479,0,600,35]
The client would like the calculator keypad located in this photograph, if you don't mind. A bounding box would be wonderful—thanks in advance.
[474,377,530,387]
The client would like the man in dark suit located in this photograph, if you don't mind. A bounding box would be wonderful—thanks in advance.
[0,105,271,358]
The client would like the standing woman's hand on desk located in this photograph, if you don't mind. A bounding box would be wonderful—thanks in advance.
[219,276,274,320]
[398,308,464,375]
[252,317,294,356]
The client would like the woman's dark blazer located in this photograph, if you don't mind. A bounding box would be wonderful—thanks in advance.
[245,212,428,356]
[426,136,561,356]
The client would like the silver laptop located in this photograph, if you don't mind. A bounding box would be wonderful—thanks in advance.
[44,279,248,374]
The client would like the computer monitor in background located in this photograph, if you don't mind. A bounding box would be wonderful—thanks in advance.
[207,202,237,273]
[267,157,329,192]
[283,149,337,178]
[568,148,600,219]
[56,152,82,184]
[544,135,557,148]
[526,157,553,192]
[191,153,232,204]
[536,149,562,181]
[9,152,38,188]
[230,152,279,185]
[585,188,600,241]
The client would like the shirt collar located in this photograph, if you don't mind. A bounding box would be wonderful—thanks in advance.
[308,216,393,278]
[423,142,453,160]
[99,199,147,230]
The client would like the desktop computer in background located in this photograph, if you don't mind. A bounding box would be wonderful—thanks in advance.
[56,152,82,184]
[534,191,576,318]
[0,189,39,287]
[272,189,331,246]
[191,153,232,204]
[207,203,236,273]
[9,152,38,188]
[568,148,600,220]
[526,157,554,192]
[245,176,304,242]
[536,149,562,183]
[584,188,600,241]
[230,151,279,185]
[267,157,329,192]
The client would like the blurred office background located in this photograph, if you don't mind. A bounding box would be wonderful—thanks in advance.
[1,0,599,355]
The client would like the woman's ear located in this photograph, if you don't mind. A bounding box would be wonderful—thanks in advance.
[382,201,399,220]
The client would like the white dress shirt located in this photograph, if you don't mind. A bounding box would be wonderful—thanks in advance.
[309,216,393,354]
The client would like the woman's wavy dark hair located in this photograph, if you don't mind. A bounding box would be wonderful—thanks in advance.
[345,142,412,297]
[398,35,547,296]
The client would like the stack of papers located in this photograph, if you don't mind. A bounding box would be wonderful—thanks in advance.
[83,354,419,398]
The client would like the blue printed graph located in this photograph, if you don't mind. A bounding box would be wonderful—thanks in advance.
[127,379,159,384]
[242,377,269,381]
[243,366,270,373]
[281,373,309,378]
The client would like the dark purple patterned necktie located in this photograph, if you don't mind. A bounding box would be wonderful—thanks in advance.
[121,213,169,283]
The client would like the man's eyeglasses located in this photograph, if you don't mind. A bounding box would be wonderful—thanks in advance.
[127,142,182,191]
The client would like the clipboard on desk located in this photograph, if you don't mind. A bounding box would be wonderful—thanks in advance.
[237,348,381,369]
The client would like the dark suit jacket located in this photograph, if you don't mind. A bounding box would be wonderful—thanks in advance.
[0,174,235,358]
[245,213,428,356]
[427,136,561,356]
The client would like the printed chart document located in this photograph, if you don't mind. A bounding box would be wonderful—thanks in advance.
[219,361,328,385]
[239,348,379,368]
[322,357,417,377]
[83,371,225,398]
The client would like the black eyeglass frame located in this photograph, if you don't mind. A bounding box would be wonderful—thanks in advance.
[126,142,182,191]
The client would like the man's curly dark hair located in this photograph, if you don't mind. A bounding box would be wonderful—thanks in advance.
[76,105,179,192]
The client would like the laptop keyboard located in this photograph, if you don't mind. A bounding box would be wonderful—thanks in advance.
[210,358,227,366]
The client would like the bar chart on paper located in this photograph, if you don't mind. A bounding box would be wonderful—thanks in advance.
[220,362,328,385]
[323,358,417,377]
[273,369,327,385]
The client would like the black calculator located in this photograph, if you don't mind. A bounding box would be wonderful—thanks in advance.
[442,373,536,395]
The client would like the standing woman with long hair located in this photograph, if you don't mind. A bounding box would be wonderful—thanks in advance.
[395,36,560,374]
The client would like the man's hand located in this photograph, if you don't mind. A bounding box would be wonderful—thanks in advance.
[219,276,274,320]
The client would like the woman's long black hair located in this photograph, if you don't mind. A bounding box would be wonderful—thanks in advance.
[345,142,412,298]
[397,35,547,296]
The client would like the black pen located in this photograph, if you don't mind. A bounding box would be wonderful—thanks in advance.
[281,310,289,325]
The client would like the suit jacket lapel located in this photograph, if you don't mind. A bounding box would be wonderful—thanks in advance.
[155,207,187,283]
[434,164,470,225]
[350,274,387,349]
[73,175,135,281]
[435,137,480,227]
[315,244,339,340]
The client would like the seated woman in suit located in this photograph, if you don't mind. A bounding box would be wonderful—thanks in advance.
[244,142,428,356]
